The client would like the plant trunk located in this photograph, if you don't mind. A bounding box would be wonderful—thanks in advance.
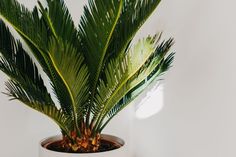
[60,129,100,153]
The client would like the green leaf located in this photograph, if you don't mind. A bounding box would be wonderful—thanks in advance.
[38,0,90,132]
[48,37,90,123]
[92,35,159,131]
[104,39,174,116]
[0,20,53,105]
[0,20,72,137]
[93,35,174,132]
[78,0,123,98]
[92,53,129,123]
[5,81,72,137]
[0,0,50,71]
[101,52,175,132]
[106,0,162,60]
[0,2,75,116]
[38,0,80,47]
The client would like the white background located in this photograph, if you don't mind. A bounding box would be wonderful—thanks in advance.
[0,0,236,157]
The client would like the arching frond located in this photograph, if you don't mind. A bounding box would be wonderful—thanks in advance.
[78,0,123,97]
[0,20,72,137]
[92,54,129,123]
[48,37,90,123]
[100,52,175,132]
[106,0,161,60]
[38,0,79,47]
[93,35,174,131]
[0,1,80,121]
[0,0,50,71]
[0,20,52,105]
[38,0,90,133]
[5,80,72,137]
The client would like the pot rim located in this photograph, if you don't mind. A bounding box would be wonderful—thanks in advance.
[40,134,125,155]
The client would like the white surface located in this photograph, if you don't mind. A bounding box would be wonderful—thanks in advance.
[1,0,236,157]
[133,0,236,157]
[135,82,164,119]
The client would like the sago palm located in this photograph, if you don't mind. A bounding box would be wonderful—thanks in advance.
[0,0,174,153]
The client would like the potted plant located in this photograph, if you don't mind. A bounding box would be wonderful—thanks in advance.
[0,0,174,157]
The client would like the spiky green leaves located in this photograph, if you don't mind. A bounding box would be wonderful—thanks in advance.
[0,0,174,141]
[92,54,129,124]
[79,0,123,93]
[0,0,50,69]
[0,20,51,105]
[48,38,90,122]
[93,35,174,132]
[38,0,79,47]
[37,0,90,134]
[107,0,162,59]
[0,21,72,136]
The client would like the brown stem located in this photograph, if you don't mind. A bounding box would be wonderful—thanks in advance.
[62,133,101,153]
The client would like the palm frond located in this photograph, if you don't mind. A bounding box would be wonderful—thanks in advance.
[92,35,160,131]
[92,53,129,124]
[0,20,52,105]
[93,35,174,131]
[48,37,90,124]
[5,80,72,137]
[100,53,174,132]
[0,0,50,71]
[0,3,75,116]
[0,16,75,124]
[0,20,72,137]
[104,39,174,116]
[38,0,90,132]
[106,0,161,60]
[78,0,123,97]
[38,0,79,47]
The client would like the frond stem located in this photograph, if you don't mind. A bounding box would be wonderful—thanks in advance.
[87,0,123,128]
[48,53,81,137]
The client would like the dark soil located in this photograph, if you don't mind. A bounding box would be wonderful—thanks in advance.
[45,139,121,153]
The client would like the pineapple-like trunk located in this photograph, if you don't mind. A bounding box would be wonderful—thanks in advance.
[61,129,101,153]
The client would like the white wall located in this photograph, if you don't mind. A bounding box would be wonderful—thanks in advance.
[134,0,236,157]
[1,0,236,157]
